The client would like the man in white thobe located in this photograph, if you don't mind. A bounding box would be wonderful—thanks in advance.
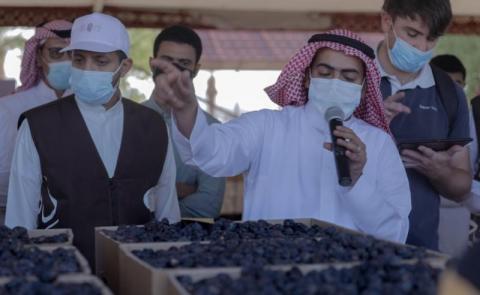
[151,29,412,243]
[0,20,73,224]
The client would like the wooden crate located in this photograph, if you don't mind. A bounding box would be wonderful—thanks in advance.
[116,218,446,295]
[94,218,213,293]
[28,228,73,246]
[0,274,112,294]
[39,245,91,275]
[167,260,449,295]
[0,245,91,281]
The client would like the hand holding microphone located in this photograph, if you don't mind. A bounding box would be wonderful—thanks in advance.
[324,107,367,186]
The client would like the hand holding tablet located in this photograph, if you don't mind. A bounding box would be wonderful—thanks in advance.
[397,138,472,152]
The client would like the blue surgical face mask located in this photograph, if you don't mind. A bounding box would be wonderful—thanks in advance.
[308,77,362,119]
[388,28,434,73]
[70,64,122,105]
[46,61,71,90]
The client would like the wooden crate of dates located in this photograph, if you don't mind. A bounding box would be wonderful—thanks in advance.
[38,245,92,275]
[0,225,73,246]
[0,274,113,295]
[100,218,338,293]
[0,244,91,283]
[166,260,448,295]
[28,228,73,246]
[116,218,445,295]
[119,242,208,295]
[94,218,213,293]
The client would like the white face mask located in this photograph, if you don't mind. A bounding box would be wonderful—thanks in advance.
[308,78,362,119]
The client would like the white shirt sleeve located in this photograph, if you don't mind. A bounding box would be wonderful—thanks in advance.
[171,107,263,177]
[5,121,42,229]
[0,108,13,207]
[464,181,480,213]
[339,133,411,243]
[143,133,181,222]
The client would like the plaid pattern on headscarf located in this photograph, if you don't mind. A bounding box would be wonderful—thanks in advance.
[264,29,390,133]
[17,20,72,92]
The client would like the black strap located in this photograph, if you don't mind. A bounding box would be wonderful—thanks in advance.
[308,34,375,59]
[35,21,71,38]
[431,65,459,136]
[471,96,480,180]
[51,29,71,39]
[18,113,26,129]
[36,21,47,28]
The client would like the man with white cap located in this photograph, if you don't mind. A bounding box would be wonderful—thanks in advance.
[5,12,180,265]
[0,20,72,225]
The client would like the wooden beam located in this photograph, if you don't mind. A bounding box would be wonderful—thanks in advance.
[0,6,478,35]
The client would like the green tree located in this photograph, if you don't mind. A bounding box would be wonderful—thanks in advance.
[128,28,158,75]
[0,27,26,79]
[119,76,147,103]
[118,28,159,102]
[436,35,480,99]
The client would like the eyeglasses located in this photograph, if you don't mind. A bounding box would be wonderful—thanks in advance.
[41,46,71,60]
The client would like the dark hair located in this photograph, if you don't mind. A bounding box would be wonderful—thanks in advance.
[430,54,466,80]
[116,50,128,62]
[383,0,452,39]
[152,25,202,63]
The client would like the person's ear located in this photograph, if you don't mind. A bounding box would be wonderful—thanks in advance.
[112,59,132,86]
[380,10,393,34]
[148,56,154,72]
[119,58,133,78]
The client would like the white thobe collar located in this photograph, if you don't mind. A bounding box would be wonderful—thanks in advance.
[74,96,123,114]
[33,80,56,98]
[34,80,74,99]
[304,99,356,133]
[304,100,329,134]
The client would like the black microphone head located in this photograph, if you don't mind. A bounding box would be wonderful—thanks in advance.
[325,106,345,122]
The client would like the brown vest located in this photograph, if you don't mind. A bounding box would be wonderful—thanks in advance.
[21,95,168,265]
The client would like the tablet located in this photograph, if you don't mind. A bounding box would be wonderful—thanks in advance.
[397,138,472,152]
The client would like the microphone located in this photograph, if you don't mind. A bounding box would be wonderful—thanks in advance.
[325,107,352,187]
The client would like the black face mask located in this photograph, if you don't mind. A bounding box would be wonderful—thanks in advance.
[152,61,193,80]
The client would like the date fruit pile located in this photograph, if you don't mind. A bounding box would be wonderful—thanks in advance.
[1,278,102,295]
[0,225,69,245]
[178,261,440,295]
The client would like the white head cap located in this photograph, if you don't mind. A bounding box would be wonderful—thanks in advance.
[62,12,129,56]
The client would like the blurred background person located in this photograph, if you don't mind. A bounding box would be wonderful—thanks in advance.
[0,19,72,225]
[144,25,225,218]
